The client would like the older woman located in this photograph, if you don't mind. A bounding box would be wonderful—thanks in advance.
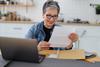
[26,1,78,51]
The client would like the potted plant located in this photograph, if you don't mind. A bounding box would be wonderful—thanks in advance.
[96,4,100,14]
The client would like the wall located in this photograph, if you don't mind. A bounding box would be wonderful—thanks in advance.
[30,0,100,24]
[27,0,100,24]
[0,0,100,24]
[62,0,100,24]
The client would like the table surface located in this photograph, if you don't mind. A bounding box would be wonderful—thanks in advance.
[0,56,100,67]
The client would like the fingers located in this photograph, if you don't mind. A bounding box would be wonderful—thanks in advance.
[38,41,50,51]
[39,41,50,47]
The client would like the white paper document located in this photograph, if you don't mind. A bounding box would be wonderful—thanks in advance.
[49,26,75,47]
[49,26,86,48]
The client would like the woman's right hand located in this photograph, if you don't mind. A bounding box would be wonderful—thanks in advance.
[38,41,50,51]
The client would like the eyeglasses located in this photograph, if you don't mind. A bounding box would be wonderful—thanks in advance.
[46,14,58,20]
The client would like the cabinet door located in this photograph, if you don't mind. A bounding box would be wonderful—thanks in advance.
[0,23,33,38]
[4,23,33,34]
[0,23,5,36]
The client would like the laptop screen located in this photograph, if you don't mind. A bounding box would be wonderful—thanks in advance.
[0,37,45,63]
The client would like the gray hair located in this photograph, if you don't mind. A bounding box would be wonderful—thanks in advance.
[42,1,60,14]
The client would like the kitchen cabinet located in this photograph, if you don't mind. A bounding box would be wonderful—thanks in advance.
[78,26,100,56]
[0,23,100,56]
[0,23,33,38]
[58,25,100,56]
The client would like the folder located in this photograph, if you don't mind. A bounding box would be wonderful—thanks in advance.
[39,49,85,59]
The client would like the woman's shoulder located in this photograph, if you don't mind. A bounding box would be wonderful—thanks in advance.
[34,21,44,27]
[30,21,43,27]
[30,21,44,30]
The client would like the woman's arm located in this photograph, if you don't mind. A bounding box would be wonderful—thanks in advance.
[25,25,35,39]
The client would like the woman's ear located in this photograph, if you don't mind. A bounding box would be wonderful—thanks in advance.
[42,14,45,18]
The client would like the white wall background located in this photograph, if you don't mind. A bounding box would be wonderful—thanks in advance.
[0,0,100,24]
[57,0,100,24]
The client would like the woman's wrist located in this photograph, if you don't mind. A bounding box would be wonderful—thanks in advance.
[65,44,73,50]
[65,39,73,50]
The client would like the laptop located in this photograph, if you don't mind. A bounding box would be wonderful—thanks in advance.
[0,37,45,63]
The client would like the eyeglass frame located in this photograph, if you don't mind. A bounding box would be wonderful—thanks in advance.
[46,14,58,20]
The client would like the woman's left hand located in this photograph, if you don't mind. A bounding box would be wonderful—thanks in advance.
[68,32,79,42]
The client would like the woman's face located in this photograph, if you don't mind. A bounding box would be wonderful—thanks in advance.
[43,7,58,28]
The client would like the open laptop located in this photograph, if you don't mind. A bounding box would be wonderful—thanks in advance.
[0,37,45,64]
